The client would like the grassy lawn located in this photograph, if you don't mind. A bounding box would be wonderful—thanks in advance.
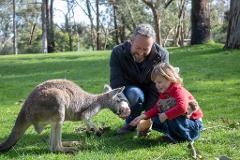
[0,43,239,159]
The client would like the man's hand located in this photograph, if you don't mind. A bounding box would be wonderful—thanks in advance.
[129,114,146,126]
[159,113,168,123]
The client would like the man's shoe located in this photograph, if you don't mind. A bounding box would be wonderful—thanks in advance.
[117,124,135,135]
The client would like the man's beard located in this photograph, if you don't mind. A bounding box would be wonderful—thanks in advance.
[132,52,145,63]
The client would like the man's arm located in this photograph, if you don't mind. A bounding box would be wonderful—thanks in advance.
[109,47,126,89]
[110,47,130,104]
[153,43,170,64]
[160,47,169,63]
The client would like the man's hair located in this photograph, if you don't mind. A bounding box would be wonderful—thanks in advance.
[132,24,156,41]
[151,63,183,84]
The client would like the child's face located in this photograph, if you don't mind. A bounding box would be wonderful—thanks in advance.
[154,75,171,93]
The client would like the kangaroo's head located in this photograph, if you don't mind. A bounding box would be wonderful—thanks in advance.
[103,85,130,119]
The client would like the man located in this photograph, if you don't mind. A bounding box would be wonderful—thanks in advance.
[109,23,169,134]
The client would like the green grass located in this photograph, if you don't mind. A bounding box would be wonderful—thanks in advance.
[0,44,240,159]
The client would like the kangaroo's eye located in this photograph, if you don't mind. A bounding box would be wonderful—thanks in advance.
[115,98,121,103]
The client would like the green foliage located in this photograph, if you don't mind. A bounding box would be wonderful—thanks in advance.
[0,0,14,54]
[209,0,229,43]
[160,2,181,41]
[0,44,239,159]
[18,23,43,54]
[0,0,230,54]
[54,28,72,52]
[0,0,42,54]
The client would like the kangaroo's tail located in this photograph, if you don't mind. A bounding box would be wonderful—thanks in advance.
[0,108,31,152]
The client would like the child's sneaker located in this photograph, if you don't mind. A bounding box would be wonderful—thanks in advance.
[159,134,176,144]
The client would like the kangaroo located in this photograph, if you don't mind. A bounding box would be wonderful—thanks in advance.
[0,79,130,153]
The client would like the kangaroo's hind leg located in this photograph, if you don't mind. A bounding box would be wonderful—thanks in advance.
[62,141,82,147]
[49,121,78,154]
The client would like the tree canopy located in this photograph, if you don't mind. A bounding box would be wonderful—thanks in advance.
[0,0,234,54]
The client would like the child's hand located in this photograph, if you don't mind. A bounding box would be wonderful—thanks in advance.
[159,113,168,123]
[129,114,146,126]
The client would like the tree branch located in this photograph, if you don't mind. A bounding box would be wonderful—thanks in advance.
[164,0,174,9]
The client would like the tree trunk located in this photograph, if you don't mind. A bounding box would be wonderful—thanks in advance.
[48,0,55,52]
[152,8,161,46]
[13,0,18,55]
[163,27,175,47]
[41,0,48,53]
[119,15,126,42]
[125,0,136,29]
[65,15,73,51]
[142,0,162,46]
[191,0,210,44]
[45,0,50,51]
[86,0,95,50]
[113,3,120,45]
[77,32,81,51]
[116,2,127,43]
[29,23,36,45]
[66,1,73,51]
[224,0,240,49]
[174,0,186,47]
[96,0,101,50]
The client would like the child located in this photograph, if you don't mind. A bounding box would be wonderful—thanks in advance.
[130,63,203,142]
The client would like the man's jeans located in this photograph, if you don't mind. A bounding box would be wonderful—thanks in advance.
[152,115,203,142]
[123,86,145,124]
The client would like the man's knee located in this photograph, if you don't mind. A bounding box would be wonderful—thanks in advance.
[124,86,144,107]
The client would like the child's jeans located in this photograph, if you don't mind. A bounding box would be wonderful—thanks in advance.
[151,115,203,142]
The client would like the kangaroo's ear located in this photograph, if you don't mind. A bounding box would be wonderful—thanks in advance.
[116,86,125,94]
[108,86,125,98]
[104,84,112,93]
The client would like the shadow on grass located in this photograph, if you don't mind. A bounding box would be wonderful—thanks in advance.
[0,128,170,158]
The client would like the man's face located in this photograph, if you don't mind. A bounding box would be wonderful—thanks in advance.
[130,35,154,63]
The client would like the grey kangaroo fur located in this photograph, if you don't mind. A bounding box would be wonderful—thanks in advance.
[0,79,130,153]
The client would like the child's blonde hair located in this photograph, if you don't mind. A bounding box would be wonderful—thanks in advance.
[151,63,183,84]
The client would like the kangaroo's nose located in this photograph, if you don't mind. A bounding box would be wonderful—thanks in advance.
[118,101,130,119]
